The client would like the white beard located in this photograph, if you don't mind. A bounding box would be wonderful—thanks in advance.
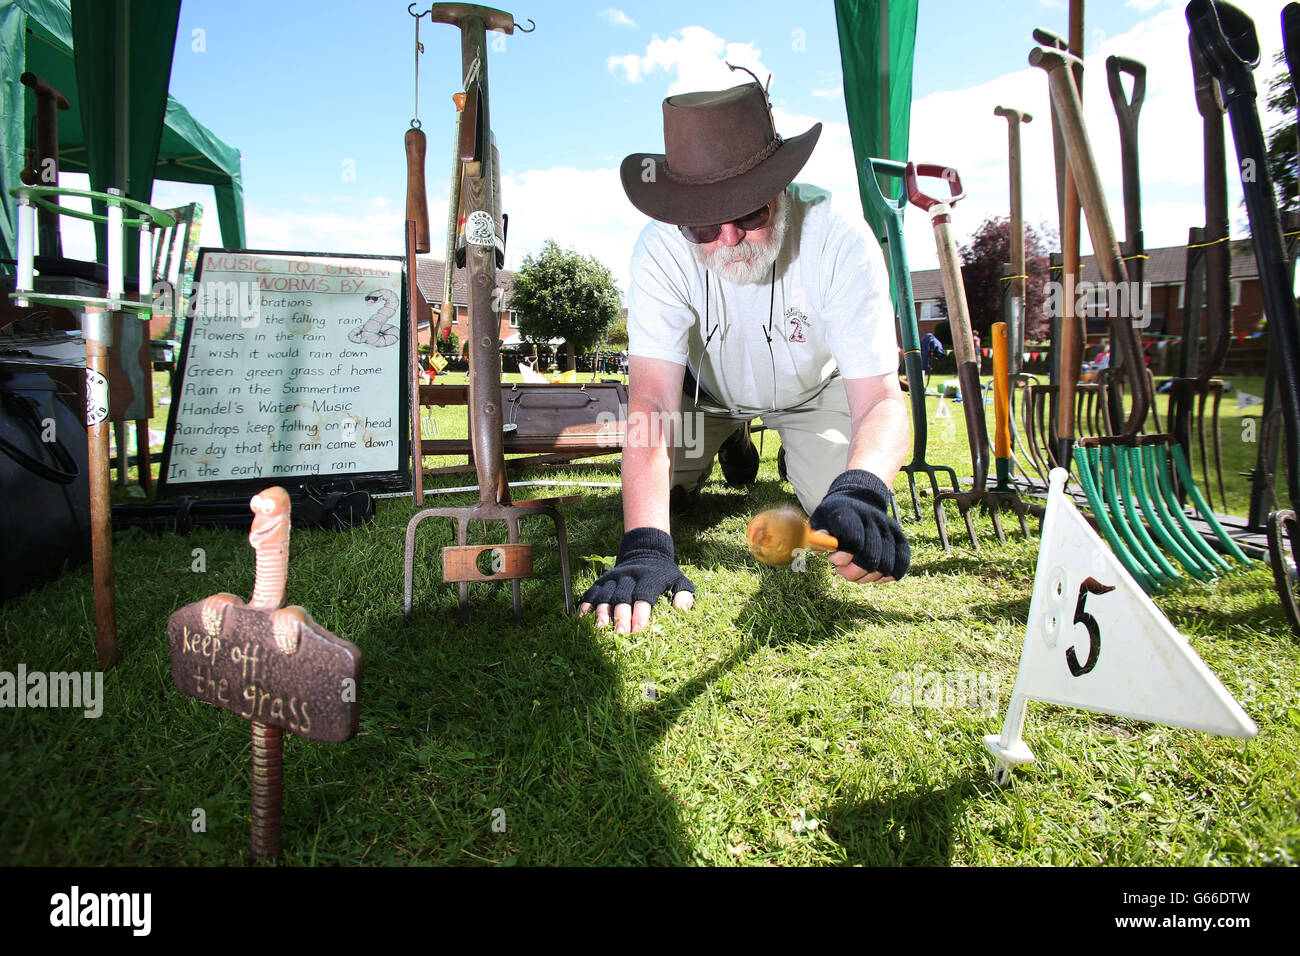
[690,190,789,285]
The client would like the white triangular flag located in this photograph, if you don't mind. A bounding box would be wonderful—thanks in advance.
[985,468,1256,782]
[934,396,951,420]
[1237,391,1262,411]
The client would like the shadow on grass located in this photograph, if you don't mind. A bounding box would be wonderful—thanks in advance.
[387,509,694,866]
[629,559,919,751]
[823,770,991,866]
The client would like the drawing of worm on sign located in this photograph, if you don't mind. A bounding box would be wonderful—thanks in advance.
[348,288,400,348]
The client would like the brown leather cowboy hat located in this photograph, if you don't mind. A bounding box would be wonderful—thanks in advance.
[620,81,822,228]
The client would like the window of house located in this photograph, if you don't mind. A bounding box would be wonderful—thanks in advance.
[509,311,519,328]
[919,300,944,323]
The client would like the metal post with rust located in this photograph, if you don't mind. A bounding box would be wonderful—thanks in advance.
[82,306,118,669]
[19,72,70,258]
[246,488,291,861]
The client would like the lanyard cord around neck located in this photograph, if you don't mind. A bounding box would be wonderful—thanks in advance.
[697,263,778,413]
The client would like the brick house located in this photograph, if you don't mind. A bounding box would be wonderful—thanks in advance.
[908,241,1264,342]
[413,258,520,355]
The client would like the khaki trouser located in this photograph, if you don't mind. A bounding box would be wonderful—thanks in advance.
[670,375,853,514]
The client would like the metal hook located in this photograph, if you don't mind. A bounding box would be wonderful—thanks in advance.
[407,4,430,18]
[514,18,536,33]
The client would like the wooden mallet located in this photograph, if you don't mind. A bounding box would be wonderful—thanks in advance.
[746,508,839,567]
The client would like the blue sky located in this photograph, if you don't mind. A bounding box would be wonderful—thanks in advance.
[58,0,1291,296]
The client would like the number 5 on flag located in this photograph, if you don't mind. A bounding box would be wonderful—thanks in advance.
[985,469,1256,785]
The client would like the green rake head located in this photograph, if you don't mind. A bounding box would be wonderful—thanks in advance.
[1072,437,1249,594]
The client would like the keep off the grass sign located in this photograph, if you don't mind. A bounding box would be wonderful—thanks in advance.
[167,602,362,743]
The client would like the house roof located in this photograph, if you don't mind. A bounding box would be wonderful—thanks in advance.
[909,241,1260,302]
[414,257,515,312]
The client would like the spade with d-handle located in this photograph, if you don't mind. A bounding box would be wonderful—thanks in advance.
[1189,0,1300,632]
[860,157,959,522]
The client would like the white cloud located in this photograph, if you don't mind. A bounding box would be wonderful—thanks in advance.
[895,0,1289,274]
[811,85,843,99]
[606,26,772,95]
[598,8,638,29]
[498,165,649,296]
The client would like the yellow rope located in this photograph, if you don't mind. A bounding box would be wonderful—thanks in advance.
[999,274,1030,281]
[1186,235,1229,249]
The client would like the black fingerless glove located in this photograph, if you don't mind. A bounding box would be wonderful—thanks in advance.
[808,470,910,579]
[580,527,696,609]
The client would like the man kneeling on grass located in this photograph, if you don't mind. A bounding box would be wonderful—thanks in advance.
[580,72,911,635]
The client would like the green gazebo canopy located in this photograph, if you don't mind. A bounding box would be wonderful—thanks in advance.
[0,0,245,266]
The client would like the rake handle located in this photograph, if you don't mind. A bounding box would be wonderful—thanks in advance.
[916,179,991,491]
[994,106,1032,312]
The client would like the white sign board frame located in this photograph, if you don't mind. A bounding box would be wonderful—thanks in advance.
[157,248,409,497]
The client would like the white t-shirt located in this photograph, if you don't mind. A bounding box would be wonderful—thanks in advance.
[626,182,897,412]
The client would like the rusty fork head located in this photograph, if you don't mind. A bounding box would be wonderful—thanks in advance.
[933,486,1033,554]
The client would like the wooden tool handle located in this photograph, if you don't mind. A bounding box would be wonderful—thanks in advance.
[993,322,1011,459]
[807,529,839,553]
[932,218,977,368]
[405,128,431,254]
[1032,44,1151,438]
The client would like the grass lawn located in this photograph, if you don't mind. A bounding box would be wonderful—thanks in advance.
[4,370,1298,866]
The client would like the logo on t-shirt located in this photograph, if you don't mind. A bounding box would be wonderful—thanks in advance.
[785,307,809,343]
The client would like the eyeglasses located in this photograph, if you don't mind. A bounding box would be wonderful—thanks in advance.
[678,203,773,244]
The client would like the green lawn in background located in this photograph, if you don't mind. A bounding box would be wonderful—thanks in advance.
[6,369,1297,866]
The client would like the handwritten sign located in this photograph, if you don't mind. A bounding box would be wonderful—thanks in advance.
[157,250,407,495]
[167,601,362,743]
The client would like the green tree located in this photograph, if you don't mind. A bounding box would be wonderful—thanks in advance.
[958,215,1055,341]
[1265,49,1298,213]
[605,310,628,349]
[509,240,622,372]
